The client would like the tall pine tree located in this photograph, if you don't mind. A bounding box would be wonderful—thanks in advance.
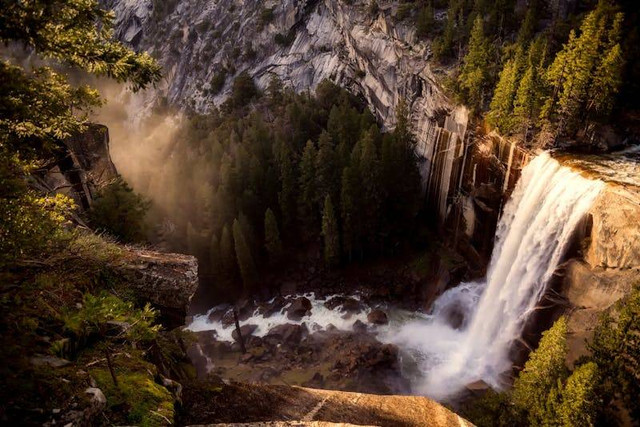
[321,195,340,267]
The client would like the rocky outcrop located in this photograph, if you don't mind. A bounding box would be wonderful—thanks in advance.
[585,186,640,269]
[560,184,640,364]
[181,381,473,426]
[118,248,199,328]
[40,124,118,211]
[104,0,469,223]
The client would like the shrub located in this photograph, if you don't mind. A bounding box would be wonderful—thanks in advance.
[88,177,149,243]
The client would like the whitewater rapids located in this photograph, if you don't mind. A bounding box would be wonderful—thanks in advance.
[186,152,604,401]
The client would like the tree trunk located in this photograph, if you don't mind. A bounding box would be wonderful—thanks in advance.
[233,308,246,354]
[104,347,119,388]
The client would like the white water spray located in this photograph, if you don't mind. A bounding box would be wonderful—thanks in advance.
[387,152,604,399]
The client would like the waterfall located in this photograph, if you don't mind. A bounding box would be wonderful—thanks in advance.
[389,152,605,399]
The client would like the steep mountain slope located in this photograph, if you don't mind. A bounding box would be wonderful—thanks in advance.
[104,0,468,209]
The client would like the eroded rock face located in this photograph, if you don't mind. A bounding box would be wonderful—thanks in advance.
[118,248,199,328]
[103,0,469,223]
[586,187,640,269]
[40,124,118,211]
[562,185,640,365]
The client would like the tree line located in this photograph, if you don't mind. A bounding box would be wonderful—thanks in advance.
[157,77,422,297]
[395,0,635,147]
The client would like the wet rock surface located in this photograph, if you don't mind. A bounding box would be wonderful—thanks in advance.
[189,317,408,395]
[287,297,313,320]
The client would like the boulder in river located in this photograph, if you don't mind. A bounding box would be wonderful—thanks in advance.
[324,296,363,314]
[232,324,258,342]
[265,323,308,345]
[286,297,312,320]
[367,309,389,325]
[353,319,368,333]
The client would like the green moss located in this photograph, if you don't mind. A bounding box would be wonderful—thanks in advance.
[92,365,175,426]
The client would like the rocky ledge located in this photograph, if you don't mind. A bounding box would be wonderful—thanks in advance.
[180,380,473,426]
[562,185,640,365]
[119,247,199,328]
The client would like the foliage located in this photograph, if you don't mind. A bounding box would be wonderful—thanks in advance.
[589,283,640,421]
[152,80,422,295]
[542,1,625,137]
[64,292,159,343]
[321,195,340,266]
[264,208,283,264]
[232,218,258,293]
[457,16,493,111]
[558,362,601,427]
[92,365,174,426]
[89,177,150,243]
[512,316,569,426]
[0,154,75,266]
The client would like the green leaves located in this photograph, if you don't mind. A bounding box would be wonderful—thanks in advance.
[64,292,159,342]
[0,0,161,91]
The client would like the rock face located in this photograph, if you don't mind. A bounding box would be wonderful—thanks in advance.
[287,296,313,320]
[40,124,118,211]
[118,248,199,328]
[104,0,468,223]
[586,187,640,269]
[562,185,640,365]
[181,381,474,426]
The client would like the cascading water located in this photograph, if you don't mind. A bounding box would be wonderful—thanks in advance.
[387,152,605,399]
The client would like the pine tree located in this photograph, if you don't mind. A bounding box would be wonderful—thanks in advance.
[589,284,640,420]
[321,195,340,266]
[232,218,259,293]
[458,15,492,111]
[512,316,569,426]
[277,141,297,233]
[543,4,625,137]
[219,224,236,286]
[512,65,538,140]
[315,131,339,203]
[264,208,283,264]
[340,166,358,262]
[416,2,434,38]
[487,56,520,133]
[359,130,381,252]
[587,43,623,119]
[558,362,600,427]
[298,140,317,233]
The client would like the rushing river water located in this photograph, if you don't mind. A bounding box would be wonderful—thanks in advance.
[188,152,610,400]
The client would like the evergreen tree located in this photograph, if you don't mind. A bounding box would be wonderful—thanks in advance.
[315,131,339,203]
[340,166,358,262]
[590,284,640,420]
[321,195,340,266]
[416,3,435,38]
[512,65,538,140]
[487,47,525,133]
[558,362,600,427]
[298,140,318,233]
[543,4,625,137]
[512,316,569,426]
[458,15,492,111]
[219,224,236,286]
[264,208,283,264]
[587,43,623,119]
[89,177,149,243]
[358,130,381,252]
[232,218,259,293]
[209,233,222,278]
[277,141,297,233]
